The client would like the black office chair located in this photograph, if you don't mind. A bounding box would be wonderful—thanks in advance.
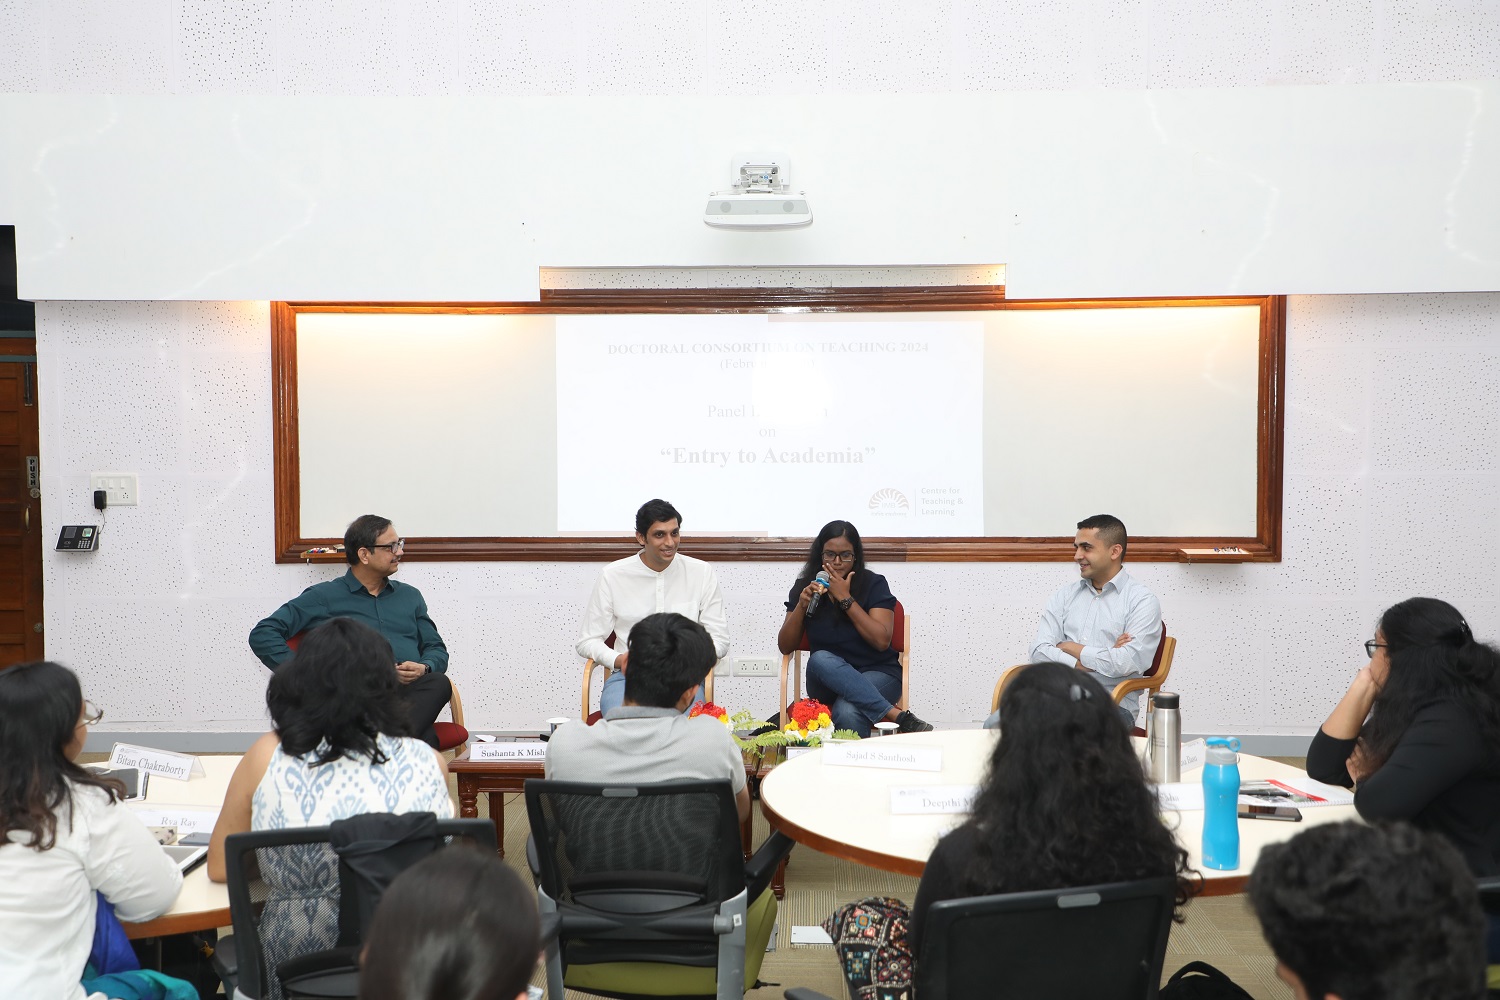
[787,876,1180,1000]
[526,778,794,1000]
[219,814,497,1000]
[1478,876,1500,998]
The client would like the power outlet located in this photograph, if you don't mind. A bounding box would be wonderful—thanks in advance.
[89,472,139,506]
[733,656,776,677]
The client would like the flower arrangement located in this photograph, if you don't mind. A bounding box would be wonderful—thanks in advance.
[689,701,730,724]
[688,700,858,757]
[783,698,835,743]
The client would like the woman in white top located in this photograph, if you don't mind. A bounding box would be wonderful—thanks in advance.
[0,661,182,1000]
[209,617,453,1000]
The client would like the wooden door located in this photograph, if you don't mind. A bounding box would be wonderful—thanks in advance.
[0,338,43,667]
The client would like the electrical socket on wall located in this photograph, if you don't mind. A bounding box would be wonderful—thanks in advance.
[89,472,139,506]
[733,657,776,677]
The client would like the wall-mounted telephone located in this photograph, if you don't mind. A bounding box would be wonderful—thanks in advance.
[57,525,100,551]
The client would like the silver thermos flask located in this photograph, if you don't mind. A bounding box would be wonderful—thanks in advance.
[1148,692,1182,783]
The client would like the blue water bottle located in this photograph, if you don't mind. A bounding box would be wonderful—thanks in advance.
[1201,737,1241,870]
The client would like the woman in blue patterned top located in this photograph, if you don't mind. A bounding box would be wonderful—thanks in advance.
[208,618,453,1000]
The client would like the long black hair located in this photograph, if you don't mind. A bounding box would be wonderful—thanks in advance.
[795,520,874,604]
[960,662,1196,913]
[1361,597,1500,770]
[267,618,412,766]
[0,660,124,849]
[359,846,540,1000]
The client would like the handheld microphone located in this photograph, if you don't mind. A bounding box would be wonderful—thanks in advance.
[805,571,832,618]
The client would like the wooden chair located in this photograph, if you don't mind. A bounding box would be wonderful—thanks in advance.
[779,600,910,719]
[581,632,715,723]
[990,625,1176,737]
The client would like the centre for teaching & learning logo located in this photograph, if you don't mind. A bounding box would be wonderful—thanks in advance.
[867,488,909,515]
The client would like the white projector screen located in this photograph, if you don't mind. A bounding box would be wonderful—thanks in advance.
[282,294,1278,561]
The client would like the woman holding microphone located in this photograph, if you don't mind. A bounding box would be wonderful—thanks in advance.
[778,520,932,737]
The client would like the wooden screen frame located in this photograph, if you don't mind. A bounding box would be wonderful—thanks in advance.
[272,289,1285,564]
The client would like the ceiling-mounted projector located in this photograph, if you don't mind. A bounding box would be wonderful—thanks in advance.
[704,155,812,230]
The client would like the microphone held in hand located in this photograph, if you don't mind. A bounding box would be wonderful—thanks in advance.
[805,571,833,618]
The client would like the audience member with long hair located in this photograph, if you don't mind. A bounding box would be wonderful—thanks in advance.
[824,662,1196,996]
[0,661,182,1000]
[208,617,454,1000]
[358,846,540,1000]
[778,520,931,737]
[1308,597,1500,876]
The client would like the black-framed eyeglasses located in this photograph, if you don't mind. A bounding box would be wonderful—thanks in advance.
[80,700,103,726]
[370,539,405,553]
[1364,640,1387,658]
[822,550,855,563]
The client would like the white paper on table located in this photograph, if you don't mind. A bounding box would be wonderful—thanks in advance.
[125,806,220,836]
[890,785,979,815]
[470,742,547,762]
[1155,783,1204,810]
[822,742,942,772]
[1178,739,1206,772]
[1254,776,1355,806]
[790,925,834,945]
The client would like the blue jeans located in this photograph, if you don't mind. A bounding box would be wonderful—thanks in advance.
[805,649,902,738]
[598,669,705,717]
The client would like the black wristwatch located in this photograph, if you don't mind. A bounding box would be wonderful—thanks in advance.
[838,597,854,611]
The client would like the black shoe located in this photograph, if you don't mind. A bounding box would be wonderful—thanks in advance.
[895,710,934,733]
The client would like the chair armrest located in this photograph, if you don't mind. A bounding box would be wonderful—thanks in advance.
[991,664,1027,713]
[785,990,836,1000]
[582,658,613,720]
[778,652,796,719]
[744,830,796,902]
[1110,675,1161,706]
[526,834,542,883]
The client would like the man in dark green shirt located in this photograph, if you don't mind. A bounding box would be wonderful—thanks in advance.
[249,514,453,746]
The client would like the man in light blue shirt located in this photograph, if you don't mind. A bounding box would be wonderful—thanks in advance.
[989,514,1161,729]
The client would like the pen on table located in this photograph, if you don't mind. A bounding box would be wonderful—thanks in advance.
[1242,789,1291,799]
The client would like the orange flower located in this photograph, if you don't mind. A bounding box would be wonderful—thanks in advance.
[689,701,729,723]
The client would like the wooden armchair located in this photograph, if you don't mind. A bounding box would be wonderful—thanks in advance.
[779,601,910,718]
[582,633,715,723]
[990,625,1175,736]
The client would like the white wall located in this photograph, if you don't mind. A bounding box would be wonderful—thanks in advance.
[2,5,1499,300]
[9,0,1500,746]
[37,293,1500,743]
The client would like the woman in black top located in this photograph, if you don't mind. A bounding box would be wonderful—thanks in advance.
[778,520,931,737]
[1307,597,1500,877]
[823,662,1196,995]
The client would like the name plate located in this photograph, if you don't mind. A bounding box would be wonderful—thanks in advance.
[822,742,942,772]
[126,806,220,836]
[108,743,204,782]
[1179,738,1206,772]
[890,785,979,815]
[470,742,548,762]
[785,745,815,760]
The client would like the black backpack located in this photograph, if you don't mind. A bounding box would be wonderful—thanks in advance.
[1158,961,1256,1000]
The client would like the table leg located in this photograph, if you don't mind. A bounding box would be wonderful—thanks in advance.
[772,855,787,900]
[458,777,479,819]
[490,792,505,857]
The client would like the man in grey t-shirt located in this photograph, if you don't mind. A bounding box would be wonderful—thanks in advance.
[546,612,749,823]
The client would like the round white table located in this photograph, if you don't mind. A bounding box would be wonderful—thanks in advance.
[758,730,1356,896]
[121,755,239,938]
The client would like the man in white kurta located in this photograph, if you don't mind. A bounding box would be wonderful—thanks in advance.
[577,499,730,716]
